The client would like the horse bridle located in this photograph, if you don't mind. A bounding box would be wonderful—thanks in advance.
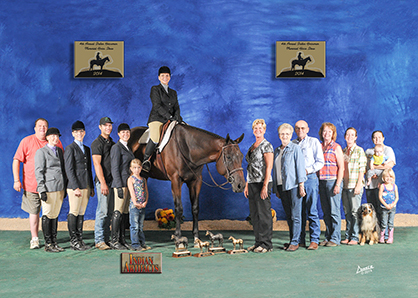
[217,144,244,184]
[204,143,243,190]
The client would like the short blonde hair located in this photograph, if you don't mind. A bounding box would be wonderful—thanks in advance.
[129,159,142,175]
[252,119,266,130]
[318,122,337,142]
[382,168,395,183]
[278,123,294,135]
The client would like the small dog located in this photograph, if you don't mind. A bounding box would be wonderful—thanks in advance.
[358,203,380,245]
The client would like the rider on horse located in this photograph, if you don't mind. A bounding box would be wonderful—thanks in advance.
[96,52,102,61]
[142,66,183,172]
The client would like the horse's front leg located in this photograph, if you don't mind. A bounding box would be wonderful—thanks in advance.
[187,178,202,242]
[171,178,183,237]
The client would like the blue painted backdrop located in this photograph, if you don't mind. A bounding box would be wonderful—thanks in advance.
[1,0,417,221]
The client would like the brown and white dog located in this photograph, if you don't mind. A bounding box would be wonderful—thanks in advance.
[358,203,380,245]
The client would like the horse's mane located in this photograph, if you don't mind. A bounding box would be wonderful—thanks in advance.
[183,124,224,140]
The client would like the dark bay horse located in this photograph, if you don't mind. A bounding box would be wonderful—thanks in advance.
[128,123,245,241]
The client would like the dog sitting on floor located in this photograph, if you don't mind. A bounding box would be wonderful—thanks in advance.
[358,203,380,245]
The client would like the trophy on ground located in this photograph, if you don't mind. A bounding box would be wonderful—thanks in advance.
[193,239,214,257]
[205,230,226,253]
[171,234,191,258]
[227,236,248,254]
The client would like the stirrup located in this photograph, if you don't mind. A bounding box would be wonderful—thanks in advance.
[142,159,151,172]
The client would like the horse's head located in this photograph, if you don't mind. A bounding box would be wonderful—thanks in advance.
[216,133,245,193]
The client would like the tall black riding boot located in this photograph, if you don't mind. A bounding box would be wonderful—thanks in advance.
[68,214,85,251]
[50,217,65,252]
[76,215,91,250]
[142,140,157,172]
[119,213,130,249]
[110,211,127,250]
[42,215,58,253]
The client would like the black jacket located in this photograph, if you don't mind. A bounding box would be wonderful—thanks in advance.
[64,142,94,190]
[147,84,181,124]
[110,141,135,188]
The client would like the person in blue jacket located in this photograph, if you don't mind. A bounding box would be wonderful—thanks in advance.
[272,123,307,252]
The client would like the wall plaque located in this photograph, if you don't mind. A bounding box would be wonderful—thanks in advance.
[276,41,325,78]
[74,41,124,78]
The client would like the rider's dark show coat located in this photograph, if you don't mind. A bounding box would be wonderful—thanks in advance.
[147,84,181,124]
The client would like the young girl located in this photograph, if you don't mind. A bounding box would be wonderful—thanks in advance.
[127,159,151,251]
[378,169,399,244]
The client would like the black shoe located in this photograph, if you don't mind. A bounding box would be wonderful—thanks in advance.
[109,241,128,250]
[45,243,60,253]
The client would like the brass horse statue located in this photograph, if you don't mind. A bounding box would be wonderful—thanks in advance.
[291,56,312,71]
[128,123,245,241]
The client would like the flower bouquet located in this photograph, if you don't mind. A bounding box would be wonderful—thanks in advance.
[155,208,176,229]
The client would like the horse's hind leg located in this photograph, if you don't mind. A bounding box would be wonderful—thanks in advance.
[187,178,203,241]
[171,177,184,237]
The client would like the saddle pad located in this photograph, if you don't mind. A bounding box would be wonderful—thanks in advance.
[138,129,150,144]
[137,121,177,153]
[158,120,177,152]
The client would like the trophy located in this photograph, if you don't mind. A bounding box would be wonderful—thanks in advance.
[171,235,191,258]
[206,230,226,254]
[193,239,214,257]
[227,236,248,254]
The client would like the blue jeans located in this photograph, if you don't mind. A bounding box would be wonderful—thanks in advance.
[299,174,321,244]
[278,186,302,246]
[342,188,363,242]
[319,180,342,244]
[381,206,396,230]
[94,181,113,244]
[129,202,146,249]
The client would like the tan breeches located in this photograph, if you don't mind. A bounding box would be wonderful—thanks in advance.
[149,121,163,143]
[67,188,90,216]
[41,190,64,219]
[113,187,129,214]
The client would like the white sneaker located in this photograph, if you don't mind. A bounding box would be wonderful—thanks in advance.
[30,237,40,249]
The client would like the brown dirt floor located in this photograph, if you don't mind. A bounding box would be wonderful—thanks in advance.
[1,214,417,231]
